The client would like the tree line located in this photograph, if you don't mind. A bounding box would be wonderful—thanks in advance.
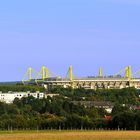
[0,85,45,92]
[50,87,140,105]
[0,86,139,130]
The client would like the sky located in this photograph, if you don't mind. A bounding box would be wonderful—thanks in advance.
[0,0,140,81]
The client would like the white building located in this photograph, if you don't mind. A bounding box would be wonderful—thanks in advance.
[0,91,44,104]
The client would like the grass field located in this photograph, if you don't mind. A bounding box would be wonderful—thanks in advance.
[0,130,139,140]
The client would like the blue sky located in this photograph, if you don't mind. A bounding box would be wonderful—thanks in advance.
[0,0,140,81]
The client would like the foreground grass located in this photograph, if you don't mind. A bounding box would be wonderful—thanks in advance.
[0,130,139,140]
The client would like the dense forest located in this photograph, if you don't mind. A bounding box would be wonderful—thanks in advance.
[51,87,140,105]
[0,86,140,130]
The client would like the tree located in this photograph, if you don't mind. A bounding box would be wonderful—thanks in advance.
[112,111,135,130]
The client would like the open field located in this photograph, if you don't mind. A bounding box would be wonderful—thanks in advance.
[0,131,140,140]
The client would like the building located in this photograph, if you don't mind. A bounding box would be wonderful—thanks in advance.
[23,66,140,90]
[71,101,114,113]
[104,115,112,120]
[0,91,44,104]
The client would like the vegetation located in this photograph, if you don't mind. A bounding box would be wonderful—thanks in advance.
[51,87,140,105]
[0,85,45,92]
[0,86,140,130]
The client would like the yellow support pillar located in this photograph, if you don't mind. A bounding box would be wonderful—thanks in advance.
[41,66,46,80]
[128,65,132,80]
[46,67,49,78]
[125,66,132,80]
[125,66,129,79]
[69,65,73,81]
[99,67,103,77]
[28,67,32,81]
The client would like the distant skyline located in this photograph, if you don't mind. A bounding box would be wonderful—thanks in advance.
[0,0,140,81]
